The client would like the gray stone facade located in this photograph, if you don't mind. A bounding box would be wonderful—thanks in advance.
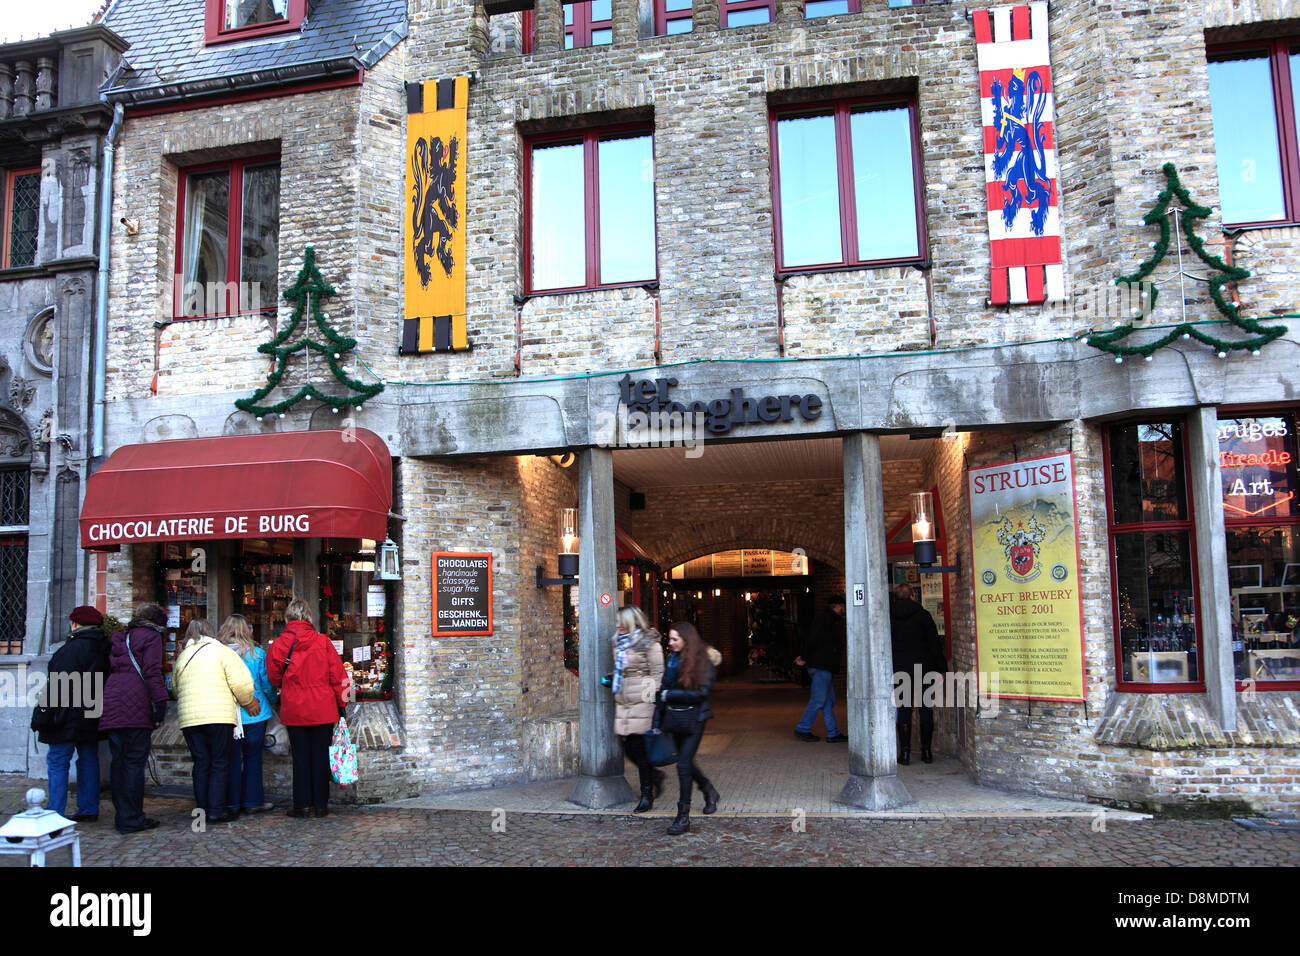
[75,0,1300,813]
[0,26,124,773]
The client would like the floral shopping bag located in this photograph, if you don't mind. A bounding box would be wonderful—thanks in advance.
[329,718,359,786]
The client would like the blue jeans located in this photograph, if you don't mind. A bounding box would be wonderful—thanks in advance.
[795,668,840,736]
[228,719,268,812]
[46,742,100,816]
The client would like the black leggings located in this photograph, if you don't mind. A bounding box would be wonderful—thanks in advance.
[621,733,654,790]
[670,724,710,806]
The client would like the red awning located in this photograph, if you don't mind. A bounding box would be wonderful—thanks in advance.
[80,428,392,548]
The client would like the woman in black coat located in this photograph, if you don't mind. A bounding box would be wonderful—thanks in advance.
[890,584,947,764]
[657,621,720,835]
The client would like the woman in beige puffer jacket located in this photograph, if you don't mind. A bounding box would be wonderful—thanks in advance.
[611,606,665,813]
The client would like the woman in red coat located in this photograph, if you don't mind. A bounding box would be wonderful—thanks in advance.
[266,597,346,818]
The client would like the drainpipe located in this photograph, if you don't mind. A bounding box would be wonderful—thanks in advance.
[91,101,124,459]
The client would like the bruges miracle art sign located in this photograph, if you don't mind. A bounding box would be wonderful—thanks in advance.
[432,551,493,636]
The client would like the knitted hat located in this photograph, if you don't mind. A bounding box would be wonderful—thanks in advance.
[69,605,104,627]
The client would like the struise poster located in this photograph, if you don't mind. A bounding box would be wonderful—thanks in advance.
[968,452,1086,700]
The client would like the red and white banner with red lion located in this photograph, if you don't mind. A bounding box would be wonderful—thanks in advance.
[973,1,1065,305]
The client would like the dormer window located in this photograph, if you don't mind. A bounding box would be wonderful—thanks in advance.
[204,0,307,45]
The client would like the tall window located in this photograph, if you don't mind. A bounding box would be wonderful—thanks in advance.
[205,0,306,44]
[565,0,612,48]
[1105,422,1203,690]
[770,98,925,273]
[722,0,773,27]
[2,168,41,270]
[525,127,656,293]
[1218,410,1300,687]
[656,0,692,35]
[1207,38,1300,227]
[0,468,28,654]
[174,158,280,318]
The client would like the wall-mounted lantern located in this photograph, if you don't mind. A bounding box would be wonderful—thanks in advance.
[910,491,959,574]
[537,507,580,588]
[375,538,402,581]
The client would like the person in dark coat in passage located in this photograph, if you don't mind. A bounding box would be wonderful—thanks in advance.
[267,597,347,819]
[36,606,111,821]
[657,621,721,835]
[793,594,848,743]
[890,584,947,765]
[98,602,170,833]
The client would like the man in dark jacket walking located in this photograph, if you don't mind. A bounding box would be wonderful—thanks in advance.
[890,584,946,764]
[35,606,110,820]
[793,594,848,742]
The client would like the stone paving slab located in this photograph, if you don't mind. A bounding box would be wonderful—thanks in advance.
[1,783,1297,867]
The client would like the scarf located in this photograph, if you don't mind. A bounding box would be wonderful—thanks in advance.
[612,629,640,694]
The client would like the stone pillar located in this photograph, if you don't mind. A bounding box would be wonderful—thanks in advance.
[535,0,564,53]
[613,0,639,45]
[35,56,56,111]
[0,65,13,120]
[693,0,720,33]
[1187,406,1236,731]
[837,432,912,809]
[13,61,34,117]
[568,446,636,808]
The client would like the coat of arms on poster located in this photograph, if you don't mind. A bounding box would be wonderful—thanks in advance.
[968,453,1086,701]
[402,76,469,355]
[972,1,1065,305]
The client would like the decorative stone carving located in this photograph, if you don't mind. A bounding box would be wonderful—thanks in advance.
[0,410,31,464]
[223,411,278,436]
[23,308,55,376]
[141,414,198,444]
[9,377,36,410]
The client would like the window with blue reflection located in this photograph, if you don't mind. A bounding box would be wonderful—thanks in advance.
[1208,56,1285,224]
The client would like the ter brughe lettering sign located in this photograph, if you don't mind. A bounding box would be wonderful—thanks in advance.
[432,551,493,636]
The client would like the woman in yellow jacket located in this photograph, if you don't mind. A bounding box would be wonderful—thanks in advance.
[173,619,260,825]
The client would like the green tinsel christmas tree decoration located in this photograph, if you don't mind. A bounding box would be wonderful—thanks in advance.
[235,247,385,418]
[1083,162,1287,360]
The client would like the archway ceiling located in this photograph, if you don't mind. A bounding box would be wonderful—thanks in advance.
[612,435,932,490]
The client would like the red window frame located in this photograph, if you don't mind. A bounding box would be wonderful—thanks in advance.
[522,9,535,54]
[1218,402,1300,692]
[522,124,657,295]
[1207,36,1300,228]
[2,167,41,270]
[769,96,927,275]
[1103,420,1207,694]
[655,0,693,35]
[721,0,774,27]
[173,155,279,320]
[204,0,306,46]
[804,0,862,17]
[564,1,612,48]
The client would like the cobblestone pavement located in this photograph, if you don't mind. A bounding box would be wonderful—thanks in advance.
[4,786,1299,867]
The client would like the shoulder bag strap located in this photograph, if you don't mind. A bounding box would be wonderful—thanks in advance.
[125,635,145,684]
[172,642,211,688]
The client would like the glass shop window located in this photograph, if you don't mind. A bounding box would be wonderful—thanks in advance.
[321,540,395,701]
[1219,411,1300,685]
[236,539,294,646]
[1106,421,1203,689]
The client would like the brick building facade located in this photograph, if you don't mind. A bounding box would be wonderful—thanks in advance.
[55,0,1300,813]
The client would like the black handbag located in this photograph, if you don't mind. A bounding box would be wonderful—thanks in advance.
[660,702,701,734]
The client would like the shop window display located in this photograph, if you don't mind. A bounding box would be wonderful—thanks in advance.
[321,540,394,700]
[236,540,293,645]
[157,544,209,694]
[1106,421,1203,688]
[1219,411,1300,684]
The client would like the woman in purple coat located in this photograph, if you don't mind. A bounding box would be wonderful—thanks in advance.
[98,602,170,834]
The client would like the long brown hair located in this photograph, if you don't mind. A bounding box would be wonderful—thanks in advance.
[670,620,710,690]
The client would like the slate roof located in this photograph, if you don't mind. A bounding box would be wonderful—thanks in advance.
[100,0,406,104]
